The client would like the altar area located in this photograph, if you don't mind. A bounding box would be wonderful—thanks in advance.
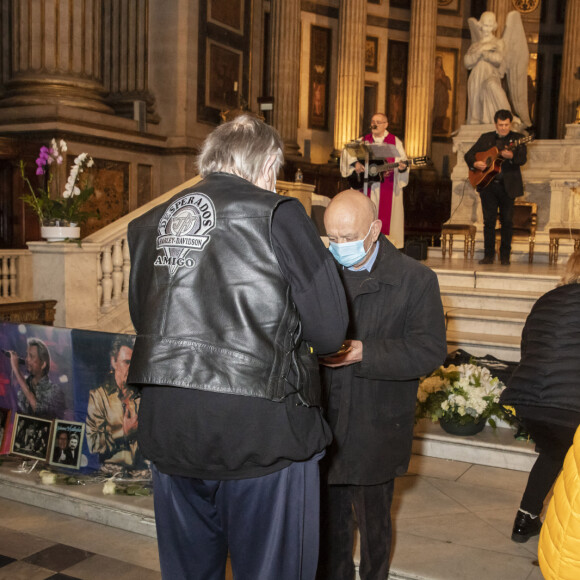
[444,123,580,264]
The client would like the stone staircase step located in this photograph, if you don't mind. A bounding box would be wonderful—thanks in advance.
[445,329,521,361]
[433,267,559,293]
[474,270,558,293]
[440,285,541,313]
[445,307,527,338]
[413,420,536,472]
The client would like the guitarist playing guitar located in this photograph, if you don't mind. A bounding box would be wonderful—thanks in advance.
[340,113,409,248]
[464,109,528,265]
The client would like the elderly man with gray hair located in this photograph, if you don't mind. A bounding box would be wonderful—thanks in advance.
[127,114,348,579]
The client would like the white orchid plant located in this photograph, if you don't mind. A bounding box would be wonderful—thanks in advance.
[416,363,509,428]
[19,138,97,226]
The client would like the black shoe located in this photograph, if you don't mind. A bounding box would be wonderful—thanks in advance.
[511,510,542,543]
[479,257,494,264]
[501,258,510,265]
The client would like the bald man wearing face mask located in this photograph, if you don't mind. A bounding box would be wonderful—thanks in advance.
[318,189,446,580]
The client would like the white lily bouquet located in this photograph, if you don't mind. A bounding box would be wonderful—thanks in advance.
[416,363,508,428]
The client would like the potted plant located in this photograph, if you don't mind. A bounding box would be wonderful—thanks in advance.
[416,363,509,436]
[19,138,96,241]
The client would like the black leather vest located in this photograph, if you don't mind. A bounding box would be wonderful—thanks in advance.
[127,173,320,406]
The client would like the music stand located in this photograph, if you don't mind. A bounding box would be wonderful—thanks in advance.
[344,141,400,196]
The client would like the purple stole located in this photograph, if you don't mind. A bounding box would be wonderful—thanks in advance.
[363,132,396,235]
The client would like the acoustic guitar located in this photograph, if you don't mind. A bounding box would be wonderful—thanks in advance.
[347,156,429,189]
[468,135,534,190]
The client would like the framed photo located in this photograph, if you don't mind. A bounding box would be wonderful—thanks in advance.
[365,37,379,73]
[308,26,332,130]
[49,419,85,470]
[10,413,53,462]
[432,47,458,137]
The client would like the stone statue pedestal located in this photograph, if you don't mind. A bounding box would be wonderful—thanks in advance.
[443,124,580,263]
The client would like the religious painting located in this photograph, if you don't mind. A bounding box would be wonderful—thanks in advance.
[386,40,408,139]
[363,82,378,134]
[83,159,130,237]
[137,164,152,207]
[48,419,85,470]
[365,37,378,73]
[207,41,242,112]
[432,47,458,137]
[197,1,251,124]
[438,0,460,14]
[11,414,53,462]
[308,26,331,130]
[527,53,538,126]
[209,0,243,33]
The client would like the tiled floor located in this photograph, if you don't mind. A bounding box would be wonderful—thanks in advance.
[0,454,544,580]
[391,455,544,580]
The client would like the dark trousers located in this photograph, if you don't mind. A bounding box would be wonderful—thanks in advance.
[318,480,394,580]
[519,415,579,515]
[152,455,322,580]
[479,181,514,260]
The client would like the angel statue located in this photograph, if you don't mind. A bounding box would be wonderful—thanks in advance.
[465,11,531,128]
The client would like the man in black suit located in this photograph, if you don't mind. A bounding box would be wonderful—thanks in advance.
[465,109,527,265]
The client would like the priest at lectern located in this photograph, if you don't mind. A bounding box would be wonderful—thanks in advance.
[340,113,409,248]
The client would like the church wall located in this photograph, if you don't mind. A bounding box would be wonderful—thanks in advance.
[297,10,338,163]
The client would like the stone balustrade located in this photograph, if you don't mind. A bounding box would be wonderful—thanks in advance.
[0,250,33,301]
[16,177,315,332]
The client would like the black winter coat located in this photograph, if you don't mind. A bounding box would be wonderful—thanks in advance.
[500,283,580,414]
[321,237,447,485]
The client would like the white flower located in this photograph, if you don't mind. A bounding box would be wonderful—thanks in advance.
[39,470,57,485]
[103,480,117,495]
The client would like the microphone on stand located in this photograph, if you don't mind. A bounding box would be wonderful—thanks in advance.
[1,349,25,365]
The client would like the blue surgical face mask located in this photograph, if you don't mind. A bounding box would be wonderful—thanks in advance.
[329,225,373,268]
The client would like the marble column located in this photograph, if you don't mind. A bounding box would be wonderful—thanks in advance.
[404,0,437,158]
[102,0,157,122]
[557,0,580,138]
[0,0,112,113]
[487,0,510,36]
[270,0,301,157]
[331,0,366,160]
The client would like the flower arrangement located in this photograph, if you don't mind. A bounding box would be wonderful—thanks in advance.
[416,363,508,428]
[19,138,96,227]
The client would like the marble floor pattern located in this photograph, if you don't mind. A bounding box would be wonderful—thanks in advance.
[0,454,544,580]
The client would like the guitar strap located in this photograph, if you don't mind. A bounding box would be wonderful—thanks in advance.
[363,133,396,235]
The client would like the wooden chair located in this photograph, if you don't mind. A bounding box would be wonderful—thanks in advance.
[548,228,580,264]
[441,224,476,259]
[495,200,537,263]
